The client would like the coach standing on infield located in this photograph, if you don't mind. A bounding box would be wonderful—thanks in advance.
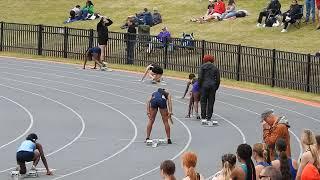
[198,54,220,124]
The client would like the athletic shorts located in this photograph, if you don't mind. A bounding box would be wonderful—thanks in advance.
[150,98,167,109]
[16,151,34,163]
[151,66,163,75]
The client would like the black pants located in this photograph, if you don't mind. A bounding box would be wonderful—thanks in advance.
[126,42,135,64]
[258,11,269,23]
[282,14,296,29]
[200,87,217,120]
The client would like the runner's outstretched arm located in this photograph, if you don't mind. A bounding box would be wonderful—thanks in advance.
[36,143,52,175]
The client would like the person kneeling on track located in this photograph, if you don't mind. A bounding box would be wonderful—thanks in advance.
[83,47,108,71]
[141,64,164,83]
[16,133,52,176]
[146,88,173,144]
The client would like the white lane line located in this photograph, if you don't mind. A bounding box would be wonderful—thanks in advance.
[0,68,246,179]
[0,76,139,179]
[0,96,34,150]
[0,71,192,180]
[1,62,318,127]
[0,84,85,173]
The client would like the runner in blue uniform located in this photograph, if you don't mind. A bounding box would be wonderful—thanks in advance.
[146,88,173,144]
[16,133,52,175]
[83,47,107,70]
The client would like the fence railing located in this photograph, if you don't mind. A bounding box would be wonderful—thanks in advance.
[0,21,319,93]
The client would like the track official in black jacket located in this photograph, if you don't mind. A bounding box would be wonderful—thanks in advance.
[97,17,113,62]
[198,55,220,124]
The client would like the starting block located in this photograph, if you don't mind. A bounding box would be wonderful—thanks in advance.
[146,139,167,147]
[201,119,218,126]
[11,170,38,179]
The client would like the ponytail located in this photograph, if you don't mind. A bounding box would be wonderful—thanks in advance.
[309,144,320,168]
[245,159,256,180]
[263,144,271,164]
[222,161,232,180]
[279,151,291,180]
[187,167,198,180]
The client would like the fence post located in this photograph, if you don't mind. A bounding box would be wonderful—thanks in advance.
[271,49,276,87]
[201,40,205,60]
[236,44,242,81]
[88,29,94,48]
[0,22,4,52]
[306,54,311,92]
[63,27,68,58]
[163,38,168,69]
[37,24,43,55]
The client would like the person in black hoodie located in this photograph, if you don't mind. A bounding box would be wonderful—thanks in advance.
[280,0,301,32]
[257,0,281,27]
[198,55,220,124]
[97,17,113,63]
[125,20,137,64]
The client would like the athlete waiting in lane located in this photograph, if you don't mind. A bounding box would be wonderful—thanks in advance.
[83,47,107,71]
[141,64,164,83]
[16,133,52,176]
[146,88,173,144]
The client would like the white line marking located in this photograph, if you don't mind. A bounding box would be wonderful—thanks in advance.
[0,96,34,150]
[0,76,138,179]
[0,84,85,174]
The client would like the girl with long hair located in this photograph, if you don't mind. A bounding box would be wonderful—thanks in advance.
[271,138,297,180]
[237,144,256,180]
[252,143,271,179]
[296,129,320,180]
[181,152,204,180]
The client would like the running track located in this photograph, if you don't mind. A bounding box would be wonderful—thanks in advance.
[0,57,319,180]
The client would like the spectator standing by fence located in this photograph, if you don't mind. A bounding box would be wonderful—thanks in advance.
[97,17,113,64]
[261,109,291,161]
[305,0,316,23]
[125,20,136,64]
[198,55,220,124]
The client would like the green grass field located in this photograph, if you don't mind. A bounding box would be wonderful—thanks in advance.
[1,0,319,54]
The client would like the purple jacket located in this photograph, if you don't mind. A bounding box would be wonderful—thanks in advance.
[157,31,171,43]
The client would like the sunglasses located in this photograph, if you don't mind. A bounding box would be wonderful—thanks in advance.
[259,175,270,179]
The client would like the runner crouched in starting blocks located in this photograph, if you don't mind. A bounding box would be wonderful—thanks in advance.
[146,88,173,145]
[83,46,109,71]
[141,64,164,83]
[13,133,52,177]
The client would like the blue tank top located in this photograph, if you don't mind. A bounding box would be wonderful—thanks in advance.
[257,161,271,167]
[17,140,36,152]
[89,47,101,54]
[288,158,297,179]
[192,81,200,93]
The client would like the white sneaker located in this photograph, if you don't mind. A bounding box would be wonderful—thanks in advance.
[273,20,280,27]
[256,23,262,27]
[211,120,218,124]
[101,67,106,71]
[263,24,266,27]
[281,29,287,33]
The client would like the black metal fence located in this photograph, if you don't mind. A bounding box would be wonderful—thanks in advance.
[0,21,319,93]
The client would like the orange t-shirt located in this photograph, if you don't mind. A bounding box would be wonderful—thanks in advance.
[301,163,320,180]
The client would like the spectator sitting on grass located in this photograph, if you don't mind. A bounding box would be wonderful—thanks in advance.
[212,0,226,20]
[190,4,215,23]
[220,0,237,20]
[257,0,281,27]
[152,7,162,25]
[143,8,154,26]
[70,5,81,20]
[80,0,94,20]
[280,0,301,33]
